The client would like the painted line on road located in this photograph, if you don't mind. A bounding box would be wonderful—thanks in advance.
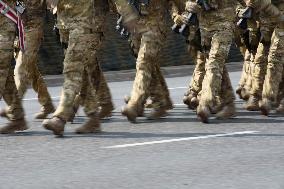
[23,96,61,101]
[102,131,259,149]
[174,104,186,106]
[169,86,187,90]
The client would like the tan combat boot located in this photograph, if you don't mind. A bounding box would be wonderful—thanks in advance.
[190,96,199,110]
[183,92,197,110]
[0,119,28,134]
[42,117,65,136]
[124,95,144,116]
[245,95,260,111]
[99,103,114,119]
[147,96,173,120]
[75,115,101,134]
[259,98,272,116]
[236,86,242,99]
[147,107,168,120]
[35,103,55,119]
[121,105,139,123]
[276,99,284,113]
[241,88,250,101]
[216,103,236,119]
[197,105,210,123]
[0,109,8,118]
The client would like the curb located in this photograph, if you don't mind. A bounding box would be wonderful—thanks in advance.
[44,62,243,87]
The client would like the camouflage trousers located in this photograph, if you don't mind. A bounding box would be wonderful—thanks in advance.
[186,47,234,107]
[127,28,170,109]
[0,17,24,121]
[250,42,270,98]
[186,47,206,97]
[53,29,101,121]
[14,25,53,109]
[262,27,284,103]
[73,61,113,110]
[250,21,275,98]
[198,25,235,109]
[238,49,256,94]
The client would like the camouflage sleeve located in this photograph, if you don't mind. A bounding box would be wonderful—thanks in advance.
[112,0,139,23]
[245,0,282,20]
[185,0,201,13]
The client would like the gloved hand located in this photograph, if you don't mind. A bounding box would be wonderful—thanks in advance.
[174,14,185,25]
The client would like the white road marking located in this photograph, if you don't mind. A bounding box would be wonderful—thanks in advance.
[103,131,259,149]
[23,96,60,101]
[169,86,187,90]
[174,104,186,106]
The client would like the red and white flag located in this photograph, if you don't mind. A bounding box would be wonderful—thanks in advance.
[0,0,25,51]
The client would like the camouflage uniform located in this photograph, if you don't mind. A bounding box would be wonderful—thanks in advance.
[180,1,236,117]
[70,1,114,121]
[187,0,238,123]
[259,1,284,115]
[235,11,260,101]
[121,1,176,122]
[42,0,107,135]
[245,16,275,110]
[43,0,138,135]
[168,0,204,109]
[126,32,173,113]
[0,0,27,134]
[13,0,55,119]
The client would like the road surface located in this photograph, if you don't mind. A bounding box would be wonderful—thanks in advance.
[0,71,283,189]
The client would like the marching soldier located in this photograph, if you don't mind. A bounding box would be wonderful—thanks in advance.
[184,0,239,123]
[0,0,27,133]
[13,0,55,119]
[120,1,180,123]
[256,0,284,115]
[42,0,139,136]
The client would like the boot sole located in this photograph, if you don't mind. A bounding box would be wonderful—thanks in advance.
[259,105,269,116]
[43,124,64,137]
[0,126,28,134]
[121,111,137,123]
[197,111,209,123]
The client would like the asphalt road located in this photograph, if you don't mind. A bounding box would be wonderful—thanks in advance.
[0,71,284,189]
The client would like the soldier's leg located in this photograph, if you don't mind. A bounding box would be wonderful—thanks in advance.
[260,28,284,115]
[154,62,173,109]
[95,63,114,119]
[246,19,274,110]
[122,29,165,123]
[43,29,99,136]
[147,64,172,120]
[0,20,27,134]
[277,72,284,104]
[197,29,233,123]
[52,30,87,120]
[246,42,269,110]
[184,51,206,109]
[14,26,54,119]
[216,66,236,119]
[75,67,101,134]
[237,49,251,100]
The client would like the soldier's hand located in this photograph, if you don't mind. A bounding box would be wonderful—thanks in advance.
[46,0,58,10]
[174,15,185,26]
